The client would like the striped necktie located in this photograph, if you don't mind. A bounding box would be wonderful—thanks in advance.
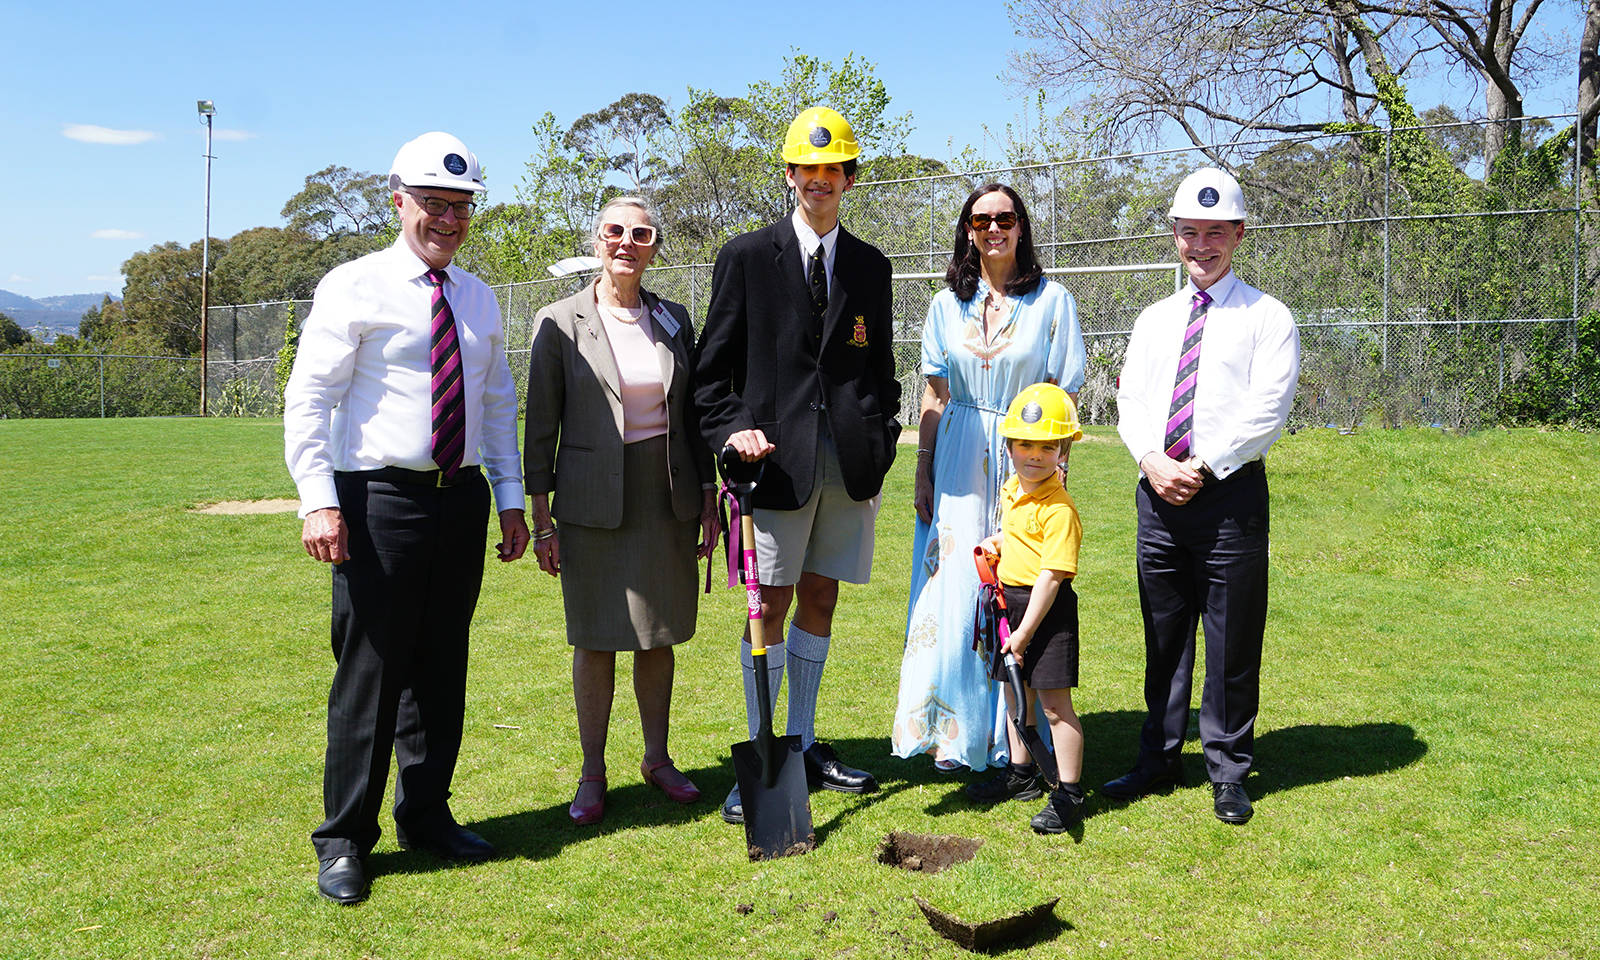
[426,268,466,479]
[1162,289,1212,461]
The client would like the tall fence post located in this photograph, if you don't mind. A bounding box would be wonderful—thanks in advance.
[1383,126,1393,371]
[98,353,105,419]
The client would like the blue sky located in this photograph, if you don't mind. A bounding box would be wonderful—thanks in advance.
[0,0,1582,299]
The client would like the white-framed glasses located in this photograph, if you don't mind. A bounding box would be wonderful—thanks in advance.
[599,222,658,246]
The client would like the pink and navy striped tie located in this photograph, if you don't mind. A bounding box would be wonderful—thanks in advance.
[1162,289,1212,461]
[426,268,466,480]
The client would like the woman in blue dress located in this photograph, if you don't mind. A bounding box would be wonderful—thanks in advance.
[891,183,1086,775]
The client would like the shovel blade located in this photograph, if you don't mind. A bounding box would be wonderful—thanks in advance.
[1005,659,1061,788]
[731,735,814,860]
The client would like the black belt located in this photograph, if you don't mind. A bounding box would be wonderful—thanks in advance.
[344,465,482,488]
[1198,459,1263,486]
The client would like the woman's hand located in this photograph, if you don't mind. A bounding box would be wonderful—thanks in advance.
[530,494,560,577]
[696,488,721,559]
[914,463,935,524]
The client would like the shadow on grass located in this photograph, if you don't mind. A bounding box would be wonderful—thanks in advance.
[881,712,1426,818]
[1080,710,1427,801]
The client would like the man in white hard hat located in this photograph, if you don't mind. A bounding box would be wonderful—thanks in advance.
[285,131,529,904]
[1104,167,1299,824]
[693,106,902,824]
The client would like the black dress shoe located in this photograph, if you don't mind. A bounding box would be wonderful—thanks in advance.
[1030,785,1086,835]
[803,742,877,793]
[1101,758,1185,800]
[720,783,744,824]
[1212,781,1254,824]
[964,763,1045,804]
[398,824,496,862]
[317,856,368,905]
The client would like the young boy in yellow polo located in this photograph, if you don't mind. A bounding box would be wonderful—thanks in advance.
[977,382,1087,834]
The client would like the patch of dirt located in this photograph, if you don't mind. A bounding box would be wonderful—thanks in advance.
[876,831,983,873]
[192,499,300,515]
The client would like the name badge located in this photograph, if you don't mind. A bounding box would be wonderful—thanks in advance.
[651,304,681,337]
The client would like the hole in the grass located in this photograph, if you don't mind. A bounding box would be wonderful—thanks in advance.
[876,831,983,873]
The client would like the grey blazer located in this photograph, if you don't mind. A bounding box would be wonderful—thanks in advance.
[523,284,712,529]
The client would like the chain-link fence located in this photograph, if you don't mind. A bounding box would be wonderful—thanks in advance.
[0,352,197,419]
[194,118,1597,428]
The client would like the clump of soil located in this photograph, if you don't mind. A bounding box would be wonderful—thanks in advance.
[913,896,1061,952]
[876,831,983,874]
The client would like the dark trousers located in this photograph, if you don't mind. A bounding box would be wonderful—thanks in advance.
[1133,463,1269,784]
[311,471,489,862]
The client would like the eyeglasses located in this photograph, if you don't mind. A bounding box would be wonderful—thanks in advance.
[407,192,476,218]
[599,222,659,246]
[969,211,1019,230]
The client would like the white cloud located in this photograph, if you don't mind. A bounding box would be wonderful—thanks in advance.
[91,228,144,240]
[86,275,122,287]
[213,129,258,142]
[63,124,159,145]
[9,273,32,283]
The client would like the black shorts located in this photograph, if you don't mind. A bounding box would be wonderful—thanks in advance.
[1002,581,1079,690]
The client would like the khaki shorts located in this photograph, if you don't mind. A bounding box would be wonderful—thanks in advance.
[753,428,880,586]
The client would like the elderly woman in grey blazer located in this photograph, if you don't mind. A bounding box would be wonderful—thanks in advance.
[524,196,719,825]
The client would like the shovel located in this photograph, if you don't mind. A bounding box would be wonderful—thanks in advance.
[974,546,1059,788]
[719,446,814,860]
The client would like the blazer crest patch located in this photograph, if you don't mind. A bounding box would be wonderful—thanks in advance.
[848,316,869,348]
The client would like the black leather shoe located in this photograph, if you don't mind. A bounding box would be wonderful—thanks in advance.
[965,764,1045,804]
[1212,781,1254,824]
[1101,758,1185,800]
[720,783,744,824]
[1030,786,1085,835]
[803,742,877,793]
[317,856,368,905]
[398,824,496,862]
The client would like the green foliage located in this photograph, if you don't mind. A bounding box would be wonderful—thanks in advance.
[0,333,197,419]
[1,311,31,347]
[272,302,299,415]
[1495,312,1600,427]
[279,164,393,239]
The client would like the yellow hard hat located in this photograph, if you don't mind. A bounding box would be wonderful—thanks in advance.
[1001,383,1083,443]
[782,107,860,165]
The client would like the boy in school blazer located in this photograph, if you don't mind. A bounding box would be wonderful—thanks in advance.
[694,106,902,824]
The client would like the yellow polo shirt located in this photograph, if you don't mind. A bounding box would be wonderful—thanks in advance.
[997,472,1082,587]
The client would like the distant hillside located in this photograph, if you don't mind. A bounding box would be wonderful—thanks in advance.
[0,289,121,343]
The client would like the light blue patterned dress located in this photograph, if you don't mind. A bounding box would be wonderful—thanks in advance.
[891,278,1085,770]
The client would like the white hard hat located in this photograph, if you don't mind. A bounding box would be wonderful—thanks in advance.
[1168,167,1247,220]
[389,131,486,194]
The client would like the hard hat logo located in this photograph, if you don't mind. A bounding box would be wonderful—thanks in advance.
[1021,402,1044,424]
[443,153,468,176]
[1198,187,1219,207]
[809,126,832,148]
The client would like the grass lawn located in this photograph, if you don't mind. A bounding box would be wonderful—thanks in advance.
[1,417,1596,959]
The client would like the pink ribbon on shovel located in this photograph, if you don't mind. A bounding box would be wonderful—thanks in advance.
[706,479,745,593]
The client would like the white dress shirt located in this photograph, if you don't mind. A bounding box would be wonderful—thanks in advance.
[284,238,526,517]
[1117,270,1300,479]
[791,208,838,296]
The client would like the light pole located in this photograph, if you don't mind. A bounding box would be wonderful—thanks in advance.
[197,99,215,416]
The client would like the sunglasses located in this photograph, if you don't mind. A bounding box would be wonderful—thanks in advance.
[406,192,476,218]
[599,222,659,246]
[969,211,1020,230]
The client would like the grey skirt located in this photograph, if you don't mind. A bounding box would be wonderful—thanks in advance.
[559,434,700,651]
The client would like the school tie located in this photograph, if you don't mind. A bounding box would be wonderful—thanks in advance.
[426,268,466,480]
[1162,289,1212,461]
[808,246,827,322]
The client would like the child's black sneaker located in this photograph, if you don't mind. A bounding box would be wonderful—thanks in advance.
[965,763,1044,803]
[1030,783,1085,834]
